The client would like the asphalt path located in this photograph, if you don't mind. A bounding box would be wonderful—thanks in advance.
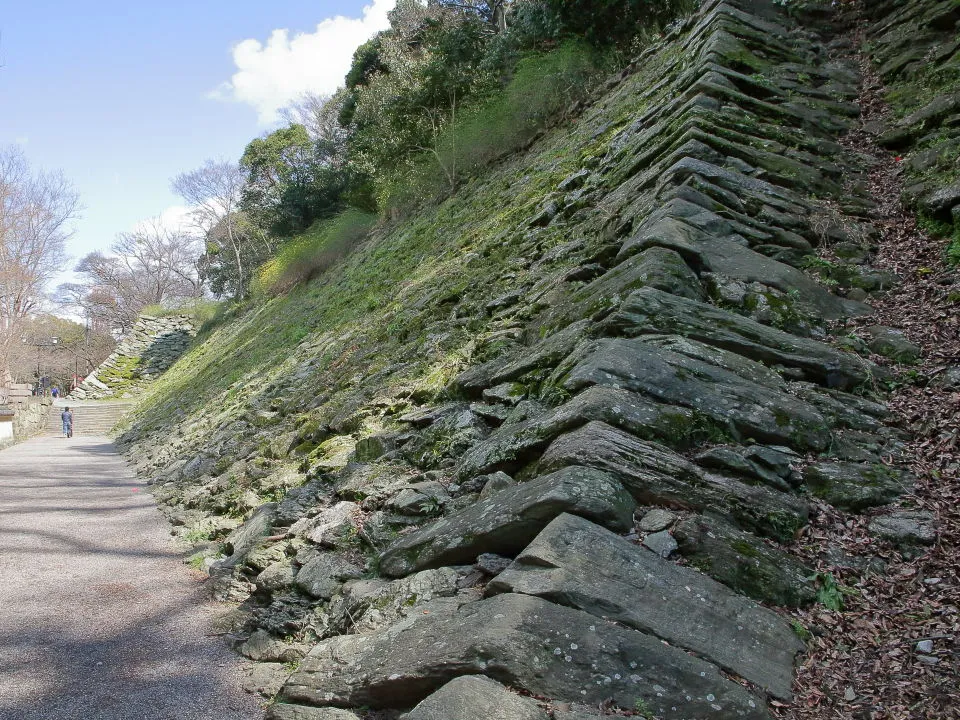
[0,436,262,720]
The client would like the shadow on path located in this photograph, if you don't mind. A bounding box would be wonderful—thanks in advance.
[0,437,261,720]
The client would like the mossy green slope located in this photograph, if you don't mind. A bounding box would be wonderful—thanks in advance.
[115,1,927,717]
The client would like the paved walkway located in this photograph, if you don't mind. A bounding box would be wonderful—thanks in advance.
[0,436,262,720]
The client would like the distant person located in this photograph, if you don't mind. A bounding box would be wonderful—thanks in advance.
[61,407,73,438]
[51,387,59,399]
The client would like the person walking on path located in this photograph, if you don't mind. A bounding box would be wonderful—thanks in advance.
[61,407,73,438]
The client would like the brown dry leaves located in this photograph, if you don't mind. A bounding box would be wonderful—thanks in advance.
[775,20,960,720]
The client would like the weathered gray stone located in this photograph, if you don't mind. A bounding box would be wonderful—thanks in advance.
[290,501,361,547]
[266,705,359,720]
[638,508,677,532]
[405,675,548,720]
[218,503,277,567]
[548,247,705,328]
[488,514,804,699]
[640,334,785,389]
[354,433,399,462]
[295,554,364,599]
[478,471,517,499]
[482,382,526,406]
[282,593,769,718]
[387,481,450,516]
[861,326,921,363]
[695,444,795,491]
[642,530,678,558]
[803,461,908,511]
[457,385,698,479]
[476,553,512,576]
[538,422,809,542]
[604,287,873,389]
[674,514,816,607]
[257,559,296,593]
[243,662,290,698]
[868,510,936,547]
[240,629,308,663]
[454,320,592,395]
[325,568,461,638]
[616,201,867,320]
[556,338,830,451]
[379,466,635,578]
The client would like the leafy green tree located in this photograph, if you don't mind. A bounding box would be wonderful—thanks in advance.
[542,0,689,46]
[240,124,348,237]
[341,0,498,205]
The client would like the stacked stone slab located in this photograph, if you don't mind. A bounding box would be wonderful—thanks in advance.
[258,2,910,718]
[867,0,960,226]
[70,314,196,400]
[119,1,925,718]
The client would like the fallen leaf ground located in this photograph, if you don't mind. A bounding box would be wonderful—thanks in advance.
[778,11,960,720]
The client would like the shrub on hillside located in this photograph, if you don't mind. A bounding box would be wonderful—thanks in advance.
[380,40,600,209]
[253,210,376,297]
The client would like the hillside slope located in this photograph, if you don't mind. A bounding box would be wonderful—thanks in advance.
[117,0,956,718]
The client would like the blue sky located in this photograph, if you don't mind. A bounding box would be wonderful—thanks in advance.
[0,0,394,288]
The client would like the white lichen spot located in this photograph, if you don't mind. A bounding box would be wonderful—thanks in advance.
[554,648,562,655]
[570,643,578,650]
[564,655,572,662]
[706,694,715,702]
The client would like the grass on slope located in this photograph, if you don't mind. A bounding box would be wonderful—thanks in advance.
[120,35,683,449]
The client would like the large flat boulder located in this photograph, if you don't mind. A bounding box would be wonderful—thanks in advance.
[556,337,830,450]
[802,460,908,511]
[538,421,808,542]
[281,593,770,719]
[674,514,816,607]
[456,386,697,479]
[616,202,868,320]
[378,466,635,578]
[454,320,592,396]
[266,706,358,720]
[487,513,803,699]
[603,287,874,388]
[405,676,548,720]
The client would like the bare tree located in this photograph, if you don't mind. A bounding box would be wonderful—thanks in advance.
[61,217,204,333]
[0,146,80,382]
[171,160,248,298]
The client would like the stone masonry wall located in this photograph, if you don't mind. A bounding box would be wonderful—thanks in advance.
[71,314,196,400]
[118,1,940,718]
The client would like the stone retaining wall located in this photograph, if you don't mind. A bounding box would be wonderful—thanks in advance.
[0,399,53,449]
[71,314,196,400]
[118,2,935,718]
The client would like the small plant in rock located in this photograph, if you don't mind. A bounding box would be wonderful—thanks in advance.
[633,698,655,719]
[418,496,444,516]
[809,571,857,611]
[790,618,813,642]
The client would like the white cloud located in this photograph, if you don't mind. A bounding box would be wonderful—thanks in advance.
[131,205,194,236]
[211,0,396,124]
